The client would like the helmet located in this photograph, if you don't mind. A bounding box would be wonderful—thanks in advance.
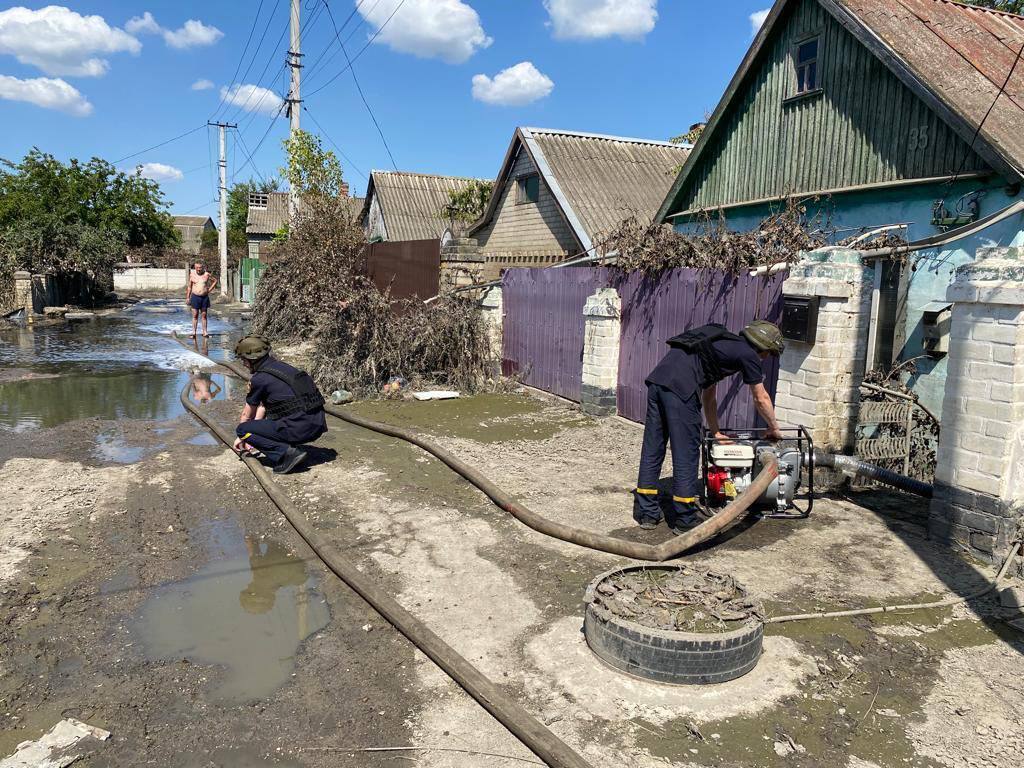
[234,334,271,360]
[741,320,785,356]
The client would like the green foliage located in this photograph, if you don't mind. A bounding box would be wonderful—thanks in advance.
[0,148,176,276]
[441,179,494,224]
[961,0,1024,12]
[280,129,344,199]
[670,124,704,146]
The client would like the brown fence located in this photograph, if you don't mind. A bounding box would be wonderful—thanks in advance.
[361,239,440,300]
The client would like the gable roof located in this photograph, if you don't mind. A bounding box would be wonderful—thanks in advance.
[173,215,214,228]
[246,191,289,235]
[358,171,484,241]
[470,127,691,252]
[658,0,1024,221]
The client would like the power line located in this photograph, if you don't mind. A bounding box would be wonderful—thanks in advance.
[210,0,268,120]
[305,0,407,98]
[224,20,290,123]
[235,104,286,179]
[319,0,397,169]
[302,104,368,181]
[233,128,270,185]
[113,124,206,164]
[304,0,370,84]
[178,198,219,215]
[306,0,382,87]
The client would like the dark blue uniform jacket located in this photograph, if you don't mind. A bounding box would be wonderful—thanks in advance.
[246,357,327,443]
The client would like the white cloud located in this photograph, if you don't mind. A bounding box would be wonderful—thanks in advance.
[0,74,92,115]
[358,0,491,64]
[220,83,283,116]
[472,61,553,107]
[135,162,183,182]
[125,11,161,35]
[126,12,223,49]
[164,19,223,49]
[0,6,139,77]
[544,0,657,41]
[191,78,214,91]
[750,9,771,35]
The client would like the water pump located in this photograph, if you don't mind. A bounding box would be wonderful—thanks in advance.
[701,427,814,517]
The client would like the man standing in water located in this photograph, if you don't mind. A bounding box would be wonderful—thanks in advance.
[185,261,217,338]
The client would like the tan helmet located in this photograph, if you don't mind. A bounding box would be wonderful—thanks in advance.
[234,334,271,361]
[741,320,785,356]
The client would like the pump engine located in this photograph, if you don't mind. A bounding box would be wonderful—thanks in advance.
[702,428,814,517]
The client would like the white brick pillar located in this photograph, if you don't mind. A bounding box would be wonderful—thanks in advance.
[929,246,1024,563]
[13,270,32,315]
[774,248,874,453]
[580,287,621,416]
[479,285,503,364]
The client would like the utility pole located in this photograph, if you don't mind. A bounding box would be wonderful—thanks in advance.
[208,121,237,297]
[286,0,303,220]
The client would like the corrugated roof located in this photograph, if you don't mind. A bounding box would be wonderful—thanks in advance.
[831,0,1024,178]
[658,0,1024,221]
[173,215,213,227]
[246,192,289,235]
[359,171,484,241]
[469,127,690,251]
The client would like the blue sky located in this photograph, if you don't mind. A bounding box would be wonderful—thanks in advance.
[0,1,773,218]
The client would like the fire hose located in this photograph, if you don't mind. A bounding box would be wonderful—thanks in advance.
[178,379,593,768]
[172,332,777,562]
[814,449,933,499]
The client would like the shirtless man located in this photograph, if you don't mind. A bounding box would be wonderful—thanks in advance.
[185,261,217,338]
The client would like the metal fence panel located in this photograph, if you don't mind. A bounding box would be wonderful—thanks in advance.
[615,270,785,426]
[362,239,440,300]
[501,268,612,401]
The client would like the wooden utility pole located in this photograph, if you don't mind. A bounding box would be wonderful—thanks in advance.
[286,0,302,220]
[208,121,237,296]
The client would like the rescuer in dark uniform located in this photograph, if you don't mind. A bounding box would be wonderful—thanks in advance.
[232,335,327,475]
[634,321,786,533]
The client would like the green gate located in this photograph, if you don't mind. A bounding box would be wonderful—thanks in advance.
[240,257,267,303]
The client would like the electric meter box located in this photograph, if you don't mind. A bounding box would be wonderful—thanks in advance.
[921,301,953,357]
[780,295,819,344]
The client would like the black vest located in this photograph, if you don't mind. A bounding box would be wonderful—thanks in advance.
[257,358,326,420]
[666,324,743,389]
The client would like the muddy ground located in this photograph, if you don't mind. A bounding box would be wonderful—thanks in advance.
[2,298,1023,767]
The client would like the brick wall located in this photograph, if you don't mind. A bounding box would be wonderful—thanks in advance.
[580,288,621,416]
[474,148,580,280]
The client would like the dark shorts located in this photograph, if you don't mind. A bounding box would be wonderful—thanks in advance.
[189,293,211,311]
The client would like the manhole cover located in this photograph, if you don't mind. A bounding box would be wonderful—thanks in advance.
[583,564,764,685]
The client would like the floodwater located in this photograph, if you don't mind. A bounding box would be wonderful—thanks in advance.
[0,299,238,435]
[133,515,330,703]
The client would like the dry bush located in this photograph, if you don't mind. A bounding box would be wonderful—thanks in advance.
[602,198,828,275]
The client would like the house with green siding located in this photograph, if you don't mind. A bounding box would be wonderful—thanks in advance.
[657,0,1024,416]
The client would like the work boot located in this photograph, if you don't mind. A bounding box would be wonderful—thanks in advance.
[632,488,662,530]
[273,447,308,475]
[671,500,708,534]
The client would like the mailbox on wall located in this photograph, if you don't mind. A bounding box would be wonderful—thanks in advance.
[921,301,952,357]
[780,295,819,344]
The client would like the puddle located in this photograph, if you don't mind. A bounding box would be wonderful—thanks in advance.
[133,516,330,703]
[0,299,241,431]
[93,427,149,464]
[186,431,220,446]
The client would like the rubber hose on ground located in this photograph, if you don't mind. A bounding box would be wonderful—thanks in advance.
[814,449,933,498]
[175,333,777,562]
[179,382,594,768]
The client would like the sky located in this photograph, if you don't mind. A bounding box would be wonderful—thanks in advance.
[0,0,775,219]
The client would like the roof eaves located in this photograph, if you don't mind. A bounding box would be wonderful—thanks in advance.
[524,126,692,149]
[467,127,528,236]
[519,127,594,253]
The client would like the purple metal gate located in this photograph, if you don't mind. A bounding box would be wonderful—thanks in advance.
[502,268,611,401]
[616,270,785,426]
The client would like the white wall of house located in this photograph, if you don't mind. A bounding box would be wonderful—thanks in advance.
[365,194,387,242]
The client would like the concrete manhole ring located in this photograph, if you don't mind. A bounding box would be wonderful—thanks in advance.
[583,564,764,685]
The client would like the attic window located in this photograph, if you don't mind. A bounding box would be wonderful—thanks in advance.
[517,174,540,205]
[794,36,820,95]
[249,193,268,209]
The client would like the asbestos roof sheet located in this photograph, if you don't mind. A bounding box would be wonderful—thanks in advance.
[528,129,691,242]
[246,192,289,235]
[363,171,484,241]
[830,0,1024,176]
[173,215,213,227]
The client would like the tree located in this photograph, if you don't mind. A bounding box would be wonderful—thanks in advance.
[280,129,344,199]
[0,148,176,276]
[441,179,494,226]
[961,0,1024,12]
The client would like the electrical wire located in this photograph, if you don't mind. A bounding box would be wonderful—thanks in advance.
[305,0,407,98]
[319,0,397,169]
[178,198,219,215]
[235,104,287,179]
[224,23,290,124]
[302,105,368,181]
[234,128,271,185]
[210,0,269,120]
[303,0,369,83]
[305,0,382,86]
[113,124,206,164]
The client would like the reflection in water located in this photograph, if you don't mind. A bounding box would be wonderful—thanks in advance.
[189,371,222,404]
[134,517,330,703]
